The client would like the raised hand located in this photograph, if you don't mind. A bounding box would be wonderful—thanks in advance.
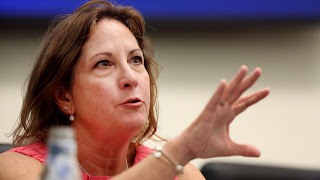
[179,65,270,160]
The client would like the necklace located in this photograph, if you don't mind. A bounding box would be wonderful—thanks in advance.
[77,158,129,180]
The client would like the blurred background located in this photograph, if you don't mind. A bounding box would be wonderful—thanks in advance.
[1,0,320,171]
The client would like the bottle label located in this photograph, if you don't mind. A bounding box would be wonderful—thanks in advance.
[42,139,81,180]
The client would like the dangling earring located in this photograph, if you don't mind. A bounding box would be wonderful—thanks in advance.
[69,114,74,121]
[65,106,75,121]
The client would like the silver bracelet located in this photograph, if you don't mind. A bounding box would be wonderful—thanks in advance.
[153,145,184,175]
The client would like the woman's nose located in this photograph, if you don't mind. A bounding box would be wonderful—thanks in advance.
[118,66,138,89]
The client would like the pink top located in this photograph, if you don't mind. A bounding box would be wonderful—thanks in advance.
[8,141,179,180]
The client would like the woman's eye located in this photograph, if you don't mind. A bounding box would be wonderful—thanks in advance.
[131,56,143,65]
[96,60,112,68]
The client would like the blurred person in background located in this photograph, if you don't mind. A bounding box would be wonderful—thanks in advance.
[0,0,269,179]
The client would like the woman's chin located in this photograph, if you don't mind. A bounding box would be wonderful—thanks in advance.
[123,116,147,131]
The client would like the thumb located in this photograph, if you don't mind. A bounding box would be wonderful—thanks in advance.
[228,142,261,157]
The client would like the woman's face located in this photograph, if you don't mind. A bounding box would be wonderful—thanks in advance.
[70,18,150,138]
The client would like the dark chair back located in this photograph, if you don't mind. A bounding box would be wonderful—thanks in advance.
[0,143,14,153]
[201,162,320,180]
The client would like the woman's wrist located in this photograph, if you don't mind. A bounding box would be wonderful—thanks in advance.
[163,136,196,166]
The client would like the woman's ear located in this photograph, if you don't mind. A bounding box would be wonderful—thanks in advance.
[53,87,74,114]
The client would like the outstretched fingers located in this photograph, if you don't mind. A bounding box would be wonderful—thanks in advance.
[233,88,270,115]
[205,79,227,111]
[220,65,248,103]
[228,67,262,104]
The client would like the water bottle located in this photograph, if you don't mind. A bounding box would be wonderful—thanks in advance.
[40,126,81,180]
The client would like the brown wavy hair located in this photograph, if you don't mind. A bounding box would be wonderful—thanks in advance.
[12,0,160,146]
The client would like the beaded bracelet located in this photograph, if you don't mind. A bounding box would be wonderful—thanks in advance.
[152,145,184,175]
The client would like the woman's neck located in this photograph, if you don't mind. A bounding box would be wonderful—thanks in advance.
[73,123,136,176]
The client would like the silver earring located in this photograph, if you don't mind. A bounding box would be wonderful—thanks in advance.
[69,114,74,121]
[65,106,74,121]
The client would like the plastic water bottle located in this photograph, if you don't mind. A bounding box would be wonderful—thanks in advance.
[40,126,81,180]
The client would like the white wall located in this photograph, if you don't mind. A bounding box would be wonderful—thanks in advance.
[1,22,320,170]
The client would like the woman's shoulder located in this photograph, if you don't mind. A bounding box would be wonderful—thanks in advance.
[0,141,46,179]
[0,151,44,180]
[7,140,47,164]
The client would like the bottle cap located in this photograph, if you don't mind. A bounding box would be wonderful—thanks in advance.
[48,126,75,140]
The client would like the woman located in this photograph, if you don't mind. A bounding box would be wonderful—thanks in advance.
[0,0,270,180]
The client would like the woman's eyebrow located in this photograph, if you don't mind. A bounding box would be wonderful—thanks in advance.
[129,48,142,55]
[89,49,141,61]
[90,52,113,61]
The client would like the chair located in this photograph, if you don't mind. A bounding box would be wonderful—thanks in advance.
[201,162,320,180]
[0,143,14,153]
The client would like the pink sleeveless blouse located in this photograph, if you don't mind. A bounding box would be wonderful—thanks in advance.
[8,141,179,180]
